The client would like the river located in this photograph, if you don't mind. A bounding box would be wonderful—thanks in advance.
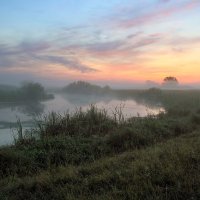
[0,93,164,146]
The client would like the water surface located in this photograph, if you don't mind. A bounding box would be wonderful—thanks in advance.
[0,94,164,146]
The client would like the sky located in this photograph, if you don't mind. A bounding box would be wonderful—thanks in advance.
[0,0,200,87]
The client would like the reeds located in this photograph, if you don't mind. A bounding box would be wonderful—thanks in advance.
[29,105,122,139]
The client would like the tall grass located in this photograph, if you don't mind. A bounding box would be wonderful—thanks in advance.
[29,105,124,139]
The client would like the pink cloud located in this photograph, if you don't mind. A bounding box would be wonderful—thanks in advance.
[116,0,200,28]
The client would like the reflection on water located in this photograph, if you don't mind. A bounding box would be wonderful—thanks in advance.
[17,102,45,116]
[0,94,164,146]
[62,94,113,107]
[0,102,44,122]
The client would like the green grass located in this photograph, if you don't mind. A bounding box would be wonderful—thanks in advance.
[1,132,200,200]
[1,90,200,199]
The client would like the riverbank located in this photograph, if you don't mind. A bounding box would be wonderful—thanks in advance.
[1,131,200,199]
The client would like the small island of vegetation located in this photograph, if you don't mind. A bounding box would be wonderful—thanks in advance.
[62,81,112,95]
[0,82,54,103]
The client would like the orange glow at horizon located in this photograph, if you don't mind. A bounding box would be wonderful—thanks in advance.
[38,44,199,84]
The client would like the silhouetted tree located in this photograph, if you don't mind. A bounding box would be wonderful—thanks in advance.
[162,76,179,88]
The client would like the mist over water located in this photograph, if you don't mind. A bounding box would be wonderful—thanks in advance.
[3,80,200,146]
[0,92,164,146]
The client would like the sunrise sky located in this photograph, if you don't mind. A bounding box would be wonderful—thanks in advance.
[0,0,200,87]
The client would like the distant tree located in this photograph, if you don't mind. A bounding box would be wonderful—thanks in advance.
[20,82,46,101]
[63,81,104,95]
[163,77,178,82]
[162,76,179,88]
[0,82,53,102]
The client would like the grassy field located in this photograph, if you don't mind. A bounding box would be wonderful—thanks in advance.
[1,89,200,199]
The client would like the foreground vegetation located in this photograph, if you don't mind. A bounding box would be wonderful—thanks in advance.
[1,89,200,199]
